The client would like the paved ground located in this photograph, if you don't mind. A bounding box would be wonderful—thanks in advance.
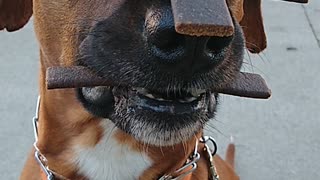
[0,1,319,180]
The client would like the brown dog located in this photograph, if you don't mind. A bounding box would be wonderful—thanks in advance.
[0,0,299,179]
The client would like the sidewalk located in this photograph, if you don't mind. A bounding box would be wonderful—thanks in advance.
[0,1,319,179]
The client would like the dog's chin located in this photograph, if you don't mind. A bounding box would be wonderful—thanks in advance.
[77,86,217,146]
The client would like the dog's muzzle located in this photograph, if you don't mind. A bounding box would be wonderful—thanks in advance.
[74,1,244,146]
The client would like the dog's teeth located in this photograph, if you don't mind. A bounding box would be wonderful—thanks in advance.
[145,93,155,99]
[186,97,197,102]
[178,97,197,103]
[135,88,202,103]
[137,88,148,95]
[156,98,166,101]
[191,89,206,97]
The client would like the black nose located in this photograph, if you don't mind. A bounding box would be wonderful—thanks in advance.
[144,6,233,73]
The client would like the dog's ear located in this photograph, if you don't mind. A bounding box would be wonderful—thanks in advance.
[228,0,244,23]
[239,0,266,53]
[0,0,33,32]
[238,0,308,53]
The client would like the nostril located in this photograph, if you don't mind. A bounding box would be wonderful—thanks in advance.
[145,6,186,62]
[150,40,185,63]
[206,35,234,53]
[151,29,185,51]
[145,16,186,62]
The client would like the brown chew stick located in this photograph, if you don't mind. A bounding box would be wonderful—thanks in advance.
[46,66,271,99]
[46,66,110,89]
[216,72,271,99]
[170,0,234,37]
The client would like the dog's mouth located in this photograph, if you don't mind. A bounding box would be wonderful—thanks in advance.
[114,87,212,114]
[78,85,217,146]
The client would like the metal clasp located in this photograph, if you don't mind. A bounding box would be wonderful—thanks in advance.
[200,136,219,180]
[34,151,54,180]
[159,141,201,180]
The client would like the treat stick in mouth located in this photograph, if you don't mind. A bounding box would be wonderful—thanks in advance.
[46,66,271,99]
[47,66,108,89]
[170,0,234,37]
[218,72,271,99]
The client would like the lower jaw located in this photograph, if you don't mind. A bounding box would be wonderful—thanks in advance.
[77,87,217,146]
[110,109,207,146]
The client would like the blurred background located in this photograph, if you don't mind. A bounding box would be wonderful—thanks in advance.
[0,1,319,179]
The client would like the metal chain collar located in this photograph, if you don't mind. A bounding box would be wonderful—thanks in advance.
[33,96,55,180]
[33,96,69,180]
[32,96,219,180]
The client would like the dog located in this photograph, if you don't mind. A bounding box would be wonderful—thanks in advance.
[1,0,268,179]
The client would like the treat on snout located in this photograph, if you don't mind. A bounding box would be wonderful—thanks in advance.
[46,66,271,99]
[170,0,234,37]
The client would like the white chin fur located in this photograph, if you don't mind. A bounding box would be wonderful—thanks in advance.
[127,119,204,146]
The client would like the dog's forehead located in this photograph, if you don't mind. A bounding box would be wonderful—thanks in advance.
[40,0,244,37]
[38,0,244,15]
